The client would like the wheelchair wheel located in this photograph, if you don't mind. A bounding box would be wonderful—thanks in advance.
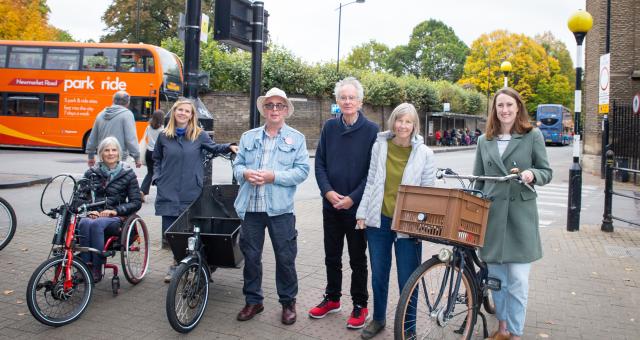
[0,196,17,251]
[120,214,149,284]
[166,261,210,333]
[26,256,93,327]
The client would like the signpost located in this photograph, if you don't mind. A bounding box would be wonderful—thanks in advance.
[599,53,610,114]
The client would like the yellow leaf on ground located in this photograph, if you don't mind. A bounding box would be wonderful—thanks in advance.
[539,333,549,338]
[3,290,14,295]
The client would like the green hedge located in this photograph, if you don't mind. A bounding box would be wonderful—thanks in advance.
[162,38,486,115]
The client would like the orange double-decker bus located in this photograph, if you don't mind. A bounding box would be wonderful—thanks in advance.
[0,40,183,151]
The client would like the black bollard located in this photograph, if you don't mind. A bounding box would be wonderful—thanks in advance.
[567,155,582,232]
[601,150,614,232]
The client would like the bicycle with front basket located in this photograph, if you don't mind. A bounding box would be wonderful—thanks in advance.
[393,168,534,339]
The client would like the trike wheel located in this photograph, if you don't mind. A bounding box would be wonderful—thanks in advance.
[26,256,93,327]
[0,196,17,251]
[120,214,149,284]
[166,261,210,333]
[394,257,476,340]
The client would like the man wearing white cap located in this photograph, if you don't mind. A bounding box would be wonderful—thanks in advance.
[233,87,310,325]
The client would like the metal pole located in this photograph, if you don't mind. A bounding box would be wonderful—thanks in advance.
[249,1,264,129]
[503,75,508,88]
[601,150,614,232]
[567,35,585,231]
[601,0,611,179]
[136,0,141,43]
[183,0,202,99]
[337,3,342,74]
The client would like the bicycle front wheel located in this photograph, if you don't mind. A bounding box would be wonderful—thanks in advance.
[166,261,210,333]
[0,197,17,251]
[394,257,477,340]
[26,256,93,326]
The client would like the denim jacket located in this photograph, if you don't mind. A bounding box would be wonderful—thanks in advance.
[233,124,310,219]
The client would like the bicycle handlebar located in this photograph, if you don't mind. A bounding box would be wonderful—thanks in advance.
[75,200,106,213]
[436,168,535,192]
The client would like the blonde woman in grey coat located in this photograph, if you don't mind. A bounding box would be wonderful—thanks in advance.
[355,103,435,339]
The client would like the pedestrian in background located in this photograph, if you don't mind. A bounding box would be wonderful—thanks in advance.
[310,77,379,329]
[86,91,141,168]
[473,87,552,340]
[153,98,237,282]
[233,88,309,326]
[355,103,435,339]
[435,129,441,146]
[139,110,164,202]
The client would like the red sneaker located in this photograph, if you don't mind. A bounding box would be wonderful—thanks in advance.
[346,305,369,329]
[308,296,341,318]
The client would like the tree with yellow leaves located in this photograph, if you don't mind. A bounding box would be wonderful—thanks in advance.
[458,30,573,114]
[0,0,71,41]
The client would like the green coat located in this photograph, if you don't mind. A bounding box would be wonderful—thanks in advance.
[473,128,552,264]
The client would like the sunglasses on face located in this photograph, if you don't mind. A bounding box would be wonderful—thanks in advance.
[264,103,287,111]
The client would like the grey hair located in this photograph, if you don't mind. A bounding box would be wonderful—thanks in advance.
[97,136,122,162]
[388,103,420,139]
[112,91,130,106]
[334,77,364,101]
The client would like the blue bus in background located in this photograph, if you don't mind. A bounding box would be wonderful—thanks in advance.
[536,104,573,146]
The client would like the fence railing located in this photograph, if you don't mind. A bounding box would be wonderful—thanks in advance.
[602,150,640,232]
[610,102,640,184]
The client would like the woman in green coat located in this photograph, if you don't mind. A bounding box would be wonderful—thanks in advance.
[473,87,552,340]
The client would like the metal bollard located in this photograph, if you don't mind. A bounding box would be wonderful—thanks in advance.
[601,150,614,232]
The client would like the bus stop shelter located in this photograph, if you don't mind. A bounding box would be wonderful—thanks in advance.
[425,112,487,145]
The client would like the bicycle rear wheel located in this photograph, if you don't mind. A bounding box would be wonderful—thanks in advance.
[394,257,477,340]
[166,261,209,333]
[0,197,17,251]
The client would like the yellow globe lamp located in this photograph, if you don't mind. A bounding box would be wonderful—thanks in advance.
[568,10,594,34]
[500,61,512,87]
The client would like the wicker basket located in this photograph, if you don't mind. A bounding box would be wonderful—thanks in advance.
[391,185,491,247]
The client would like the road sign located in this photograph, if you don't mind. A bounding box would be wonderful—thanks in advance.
[598,53,610,114]
[633,92,640,114]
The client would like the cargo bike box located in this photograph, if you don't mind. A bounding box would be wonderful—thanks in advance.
[391,185,491,247]
[165,184,243,268]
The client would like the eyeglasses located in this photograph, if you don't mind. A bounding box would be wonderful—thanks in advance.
[263,103,287,111]
[338,95,359,102]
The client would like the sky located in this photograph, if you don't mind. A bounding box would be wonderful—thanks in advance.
[48,0,588,65]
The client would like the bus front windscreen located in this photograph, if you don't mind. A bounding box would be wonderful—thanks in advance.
[540,117,560,126]
[156,47,183,97]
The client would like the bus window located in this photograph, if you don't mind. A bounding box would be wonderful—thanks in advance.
[43,94,59,118]
[45,48,80,70]
[8,47,43,69]
[540,117,559,126]
[6,94,40,117]
[0,46,6,67]
[129,97,155,121]
[119,48,154,73]
[82,48,117,71]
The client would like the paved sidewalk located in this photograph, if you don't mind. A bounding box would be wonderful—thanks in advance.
[0,186,639,339]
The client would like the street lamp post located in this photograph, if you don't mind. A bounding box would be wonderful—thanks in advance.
[336,0,365,74]
[500,61,512,87]
[566,9,593,232]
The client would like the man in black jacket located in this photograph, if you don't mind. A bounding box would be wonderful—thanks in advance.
[310,77,379,329]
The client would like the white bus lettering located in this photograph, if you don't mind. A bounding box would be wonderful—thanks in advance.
[63,76,95,91]
[100,77,127,91]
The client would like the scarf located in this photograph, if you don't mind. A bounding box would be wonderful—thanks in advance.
[100,162,123,181]
[176,127,186,137]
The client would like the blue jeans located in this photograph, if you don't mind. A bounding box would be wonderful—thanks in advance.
[488,263,532,336]
[367,215,422,325]
[239,212,298,305]
[78,217,121,268]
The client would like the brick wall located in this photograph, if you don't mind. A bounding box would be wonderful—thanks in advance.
[584,0,640,175]
[200,92,405,150]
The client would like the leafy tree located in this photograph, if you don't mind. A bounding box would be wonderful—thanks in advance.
[535,31,575,87]
[102,0,214,45]
[458,30,571,113]
[0,0,59,40]
[344,40,390,72]
[388,20,468,82]
[399,76,439,113]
